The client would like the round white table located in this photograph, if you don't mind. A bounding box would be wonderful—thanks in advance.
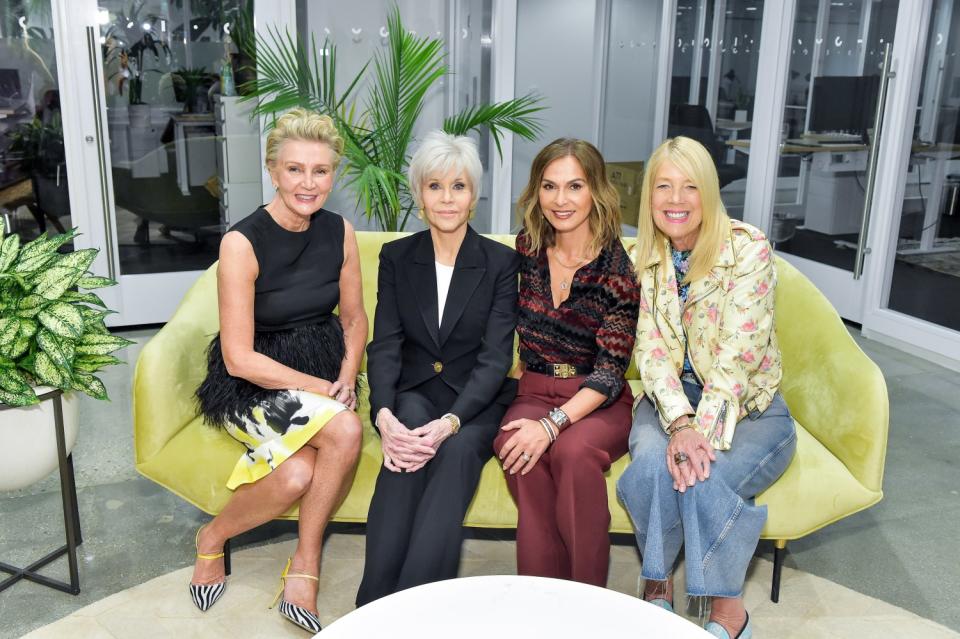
[319,575,712,637]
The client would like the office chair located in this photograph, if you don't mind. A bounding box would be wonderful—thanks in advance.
[668,103,747,189]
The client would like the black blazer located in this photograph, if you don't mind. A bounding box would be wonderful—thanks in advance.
[367,226,520,425]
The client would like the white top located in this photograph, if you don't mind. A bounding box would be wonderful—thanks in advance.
[319,575,712,638]
[435,262,455,325]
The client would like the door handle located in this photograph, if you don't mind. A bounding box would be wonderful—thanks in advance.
[854,42,894,280]
[86,26,117,281]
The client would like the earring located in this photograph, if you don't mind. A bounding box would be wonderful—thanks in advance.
[418,207,424,219]
[273,183,278,190]
[469,207,476,220]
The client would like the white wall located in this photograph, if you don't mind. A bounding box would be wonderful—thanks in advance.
[511,0,598,209]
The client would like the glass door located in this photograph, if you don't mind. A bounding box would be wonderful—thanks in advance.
[59,0,263,326]
[765,0,899,321]
[859,0,960,363]
[0,1,74,246]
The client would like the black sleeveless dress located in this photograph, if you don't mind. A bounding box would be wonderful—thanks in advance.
[195,207,349,488]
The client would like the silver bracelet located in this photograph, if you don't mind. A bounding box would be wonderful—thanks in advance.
[548,407,570,430]
[538,417,557,444]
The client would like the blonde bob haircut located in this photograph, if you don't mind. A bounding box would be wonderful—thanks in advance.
[635,136,729,284]
[408,130,483,209]
[518,138,621,257]
[264,108,344,171]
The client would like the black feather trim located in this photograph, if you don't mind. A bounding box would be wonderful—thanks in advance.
[196,316,351,428]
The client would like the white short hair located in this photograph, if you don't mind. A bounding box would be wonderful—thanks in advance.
[408,130,483,208]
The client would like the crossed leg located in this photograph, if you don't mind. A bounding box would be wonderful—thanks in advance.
[192,410,362,615]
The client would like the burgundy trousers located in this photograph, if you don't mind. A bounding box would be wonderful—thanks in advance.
[493,372,633,587]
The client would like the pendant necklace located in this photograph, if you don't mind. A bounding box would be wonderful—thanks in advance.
[551,249,591,292]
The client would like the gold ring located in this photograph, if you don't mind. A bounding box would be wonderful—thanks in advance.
[673,452,689,464]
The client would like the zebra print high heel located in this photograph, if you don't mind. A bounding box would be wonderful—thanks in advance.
[188,526,227,612]
[270,557,322,633]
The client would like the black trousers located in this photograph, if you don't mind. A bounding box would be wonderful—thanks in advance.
[355,376,506,606]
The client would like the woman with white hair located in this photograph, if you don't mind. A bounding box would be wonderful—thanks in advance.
[355,130,520,605]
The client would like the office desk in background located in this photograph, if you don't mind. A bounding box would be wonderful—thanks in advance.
[728,139,960,246]
[172,113,216,196]
[716,118,752,163]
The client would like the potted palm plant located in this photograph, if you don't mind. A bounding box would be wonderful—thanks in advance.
[103,3,171,127]
[0,223,134,492]
[241,6,546,231]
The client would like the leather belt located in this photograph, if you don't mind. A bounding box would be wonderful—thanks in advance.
[525,362,591,379]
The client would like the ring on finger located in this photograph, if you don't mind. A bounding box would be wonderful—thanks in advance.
[521,452,531,461]
[673,452,689,464]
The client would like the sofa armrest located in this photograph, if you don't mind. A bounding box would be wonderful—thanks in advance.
[133,265,221,466]
[773,257,889,493]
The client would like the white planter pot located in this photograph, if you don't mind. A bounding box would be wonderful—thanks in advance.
[0,387,80,492]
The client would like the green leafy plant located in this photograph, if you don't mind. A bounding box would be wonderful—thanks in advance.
[171,66,216,111]
[5,114,65,177]
[0,222,134,406]
[240,6,546,231]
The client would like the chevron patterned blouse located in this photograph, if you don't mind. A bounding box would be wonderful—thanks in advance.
[515,230,640,407]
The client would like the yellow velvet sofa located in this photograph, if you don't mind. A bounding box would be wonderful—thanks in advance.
[133,232,888,602]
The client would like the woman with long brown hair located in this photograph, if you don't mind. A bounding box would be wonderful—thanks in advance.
[494,138,639,586]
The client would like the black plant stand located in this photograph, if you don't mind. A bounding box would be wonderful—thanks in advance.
[0,389,82,595]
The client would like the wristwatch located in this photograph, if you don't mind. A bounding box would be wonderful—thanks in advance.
[442,413,461,435]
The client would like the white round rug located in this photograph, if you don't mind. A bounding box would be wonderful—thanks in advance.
[21,534,959,638]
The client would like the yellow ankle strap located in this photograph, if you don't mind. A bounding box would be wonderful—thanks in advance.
[196,550,224,561]
[285,572,318,582]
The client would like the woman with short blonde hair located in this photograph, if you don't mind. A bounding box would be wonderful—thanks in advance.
[192,107,367,633]
[618,136,796,638]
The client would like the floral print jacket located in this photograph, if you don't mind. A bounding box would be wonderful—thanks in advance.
[634,219,783,450]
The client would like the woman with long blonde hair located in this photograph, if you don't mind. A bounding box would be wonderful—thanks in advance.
[617,136,796,638]
[494,138,639,587]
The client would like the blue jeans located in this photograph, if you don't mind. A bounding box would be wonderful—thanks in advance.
[616,383,796,597]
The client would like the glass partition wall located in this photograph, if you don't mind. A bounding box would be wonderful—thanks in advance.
[510,0,766,233]
[97,0,256,275]
[769,0,899,273]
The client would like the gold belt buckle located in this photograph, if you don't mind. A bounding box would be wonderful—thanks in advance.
[552,363,576,379]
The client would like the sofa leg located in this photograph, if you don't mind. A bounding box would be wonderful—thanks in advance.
[224,538,232,577]
[771,539,787,603]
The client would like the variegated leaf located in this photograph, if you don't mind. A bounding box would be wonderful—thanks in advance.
[0,233,21,273]
[17,319,37,338]
[38,302,84,339]
[71,371,108,400]
[12,251,58,275]
[73,354,122,373]
[0,317,18,345]
[17,230,76,263]
[0,385,38,407]
[60,291,106,307]
[77,275,116,290]
[0,365,32,394]
[6,335,31,359]
[37,329,74,372]
[31,266,85,300]
[76,332,134,356]
[33,350,68,388]
[16,294,45,318]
